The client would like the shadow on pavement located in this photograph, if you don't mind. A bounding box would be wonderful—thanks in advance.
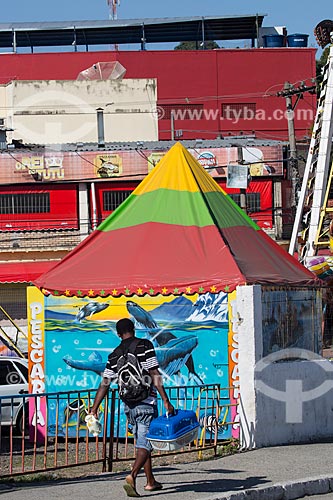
[0,470,269,498]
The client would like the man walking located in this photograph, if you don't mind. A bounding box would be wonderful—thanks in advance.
[90,318,174,497]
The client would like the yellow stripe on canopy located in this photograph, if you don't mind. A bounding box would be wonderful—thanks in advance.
[134,142,225,195]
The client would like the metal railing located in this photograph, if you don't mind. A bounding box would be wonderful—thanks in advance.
[0,384,239,478]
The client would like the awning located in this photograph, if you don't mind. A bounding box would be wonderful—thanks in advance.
[0,261,58,284]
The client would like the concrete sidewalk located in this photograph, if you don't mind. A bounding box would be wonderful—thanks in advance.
[1,442,333,499]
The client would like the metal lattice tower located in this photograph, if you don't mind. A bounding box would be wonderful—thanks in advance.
[107,0,120,20]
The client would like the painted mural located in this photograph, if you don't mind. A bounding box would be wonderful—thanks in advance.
[28,287,235,440]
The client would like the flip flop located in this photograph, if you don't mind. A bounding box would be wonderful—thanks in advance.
[123,478,140,497]
[144,482,163,492]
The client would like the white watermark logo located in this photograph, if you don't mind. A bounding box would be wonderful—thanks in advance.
[14,89,97,148]
[153,106,315,124]
[255,348,333,423]
[6,371,22,384]
[152,106,166,120]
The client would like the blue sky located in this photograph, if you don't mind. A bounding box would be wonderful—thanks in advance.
[2,0,332,53]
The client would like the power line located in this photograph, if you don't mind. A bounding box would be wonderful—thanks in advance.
[0,76,318,112]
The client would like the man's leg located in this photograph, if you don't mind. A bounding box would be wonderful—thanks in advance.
[124,405,162,497]
[124,448,149,496]
[123,407,142,497]
[143,453,154,484]
[143,454,162,490]
[129,447,149,481]
[126,447,160,488]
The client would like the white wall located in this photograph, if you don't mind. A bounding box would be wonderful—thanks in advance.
[254,358,333,447]
[2,79,158,145]
[237,285,332,449]
[237,285,262,449]
[0,84,8,123]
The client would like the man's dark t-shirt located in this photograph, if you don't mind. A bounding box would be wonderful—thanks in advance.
[103,337,159,404]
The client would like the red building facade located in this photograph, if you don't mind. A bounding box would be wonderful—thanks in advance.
[0,48,316,141]
[0,47,317,288]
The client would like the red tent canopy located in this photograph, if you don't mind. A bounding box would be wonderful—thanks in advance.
[35,143,319,297]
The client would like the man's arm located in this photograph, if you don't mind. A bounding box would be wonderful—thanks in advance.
[89,377,111,418]
[149,368,175,415]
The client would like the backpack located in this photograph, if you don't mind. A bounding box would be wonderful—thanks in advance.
[116,338,150,406]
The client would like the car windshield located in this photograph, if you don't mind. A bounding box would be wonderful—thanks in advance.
[14,361,28,382]
[0,360,26,385]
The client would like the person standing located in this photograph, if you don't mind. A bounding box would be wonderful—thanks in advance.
[89,317,174,497]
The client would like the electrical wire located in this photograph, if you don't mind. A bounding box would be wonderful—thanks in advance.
[0,75,318,112]
[134,148,156,167]
[302,95,317,111]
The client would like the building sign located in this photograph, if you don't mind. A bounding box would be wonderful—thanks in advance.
[16,156,64,181]
[191,150,218,169]
[228,291,240,439]
[0,144,283,186]
[148,152,165,172]
[27,286,46,442]
[243,147,269,177]
[94,154,122,177]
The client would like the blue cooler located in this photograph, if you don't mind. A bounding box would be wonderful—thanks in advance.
[147,410,199,451]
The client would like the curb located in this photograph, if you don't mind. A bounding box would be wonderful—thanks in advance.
[204,475,333,500]
[0,484,14,492]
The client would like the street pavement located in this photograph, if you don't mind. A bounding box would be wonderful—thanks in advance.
[307,497,333,499]
[1,442,333,499]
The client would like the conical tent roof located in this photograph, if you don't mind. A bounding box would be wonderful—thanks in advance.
[35,143,318,297]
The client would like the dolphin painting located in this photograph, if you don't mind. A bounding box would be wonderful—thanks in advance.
[62,336,198,382]
[63,352,106,375]
[126,300,203,384]
[155,335,198,376]
[75,302,109,322]
[126,301,158,329]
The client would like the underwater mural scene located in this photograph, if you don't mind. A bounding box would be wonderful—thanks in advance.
[28,287,235,439]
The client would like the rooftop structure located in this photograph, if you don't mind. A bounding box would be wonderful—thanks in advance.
[0,14,265,52]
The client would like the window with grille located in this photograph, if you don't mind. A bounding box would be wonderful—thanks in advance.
[229,192,261,212]
[246,192,261,212]
[221,103,257,119]
[0,193,50,214]
[103,190,133,212]
[0,285,27,322]
[159,104,204,120]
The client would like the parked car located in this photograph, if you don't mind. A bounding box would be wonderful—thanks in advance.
[0,356,28,433]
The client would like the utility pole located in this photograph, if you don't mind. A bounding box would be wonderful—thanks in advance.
[284,81,299,209]
[277,82,316,212]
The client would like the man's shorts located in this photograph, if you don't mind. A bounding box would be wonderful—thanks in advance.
[125,403,158,451]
